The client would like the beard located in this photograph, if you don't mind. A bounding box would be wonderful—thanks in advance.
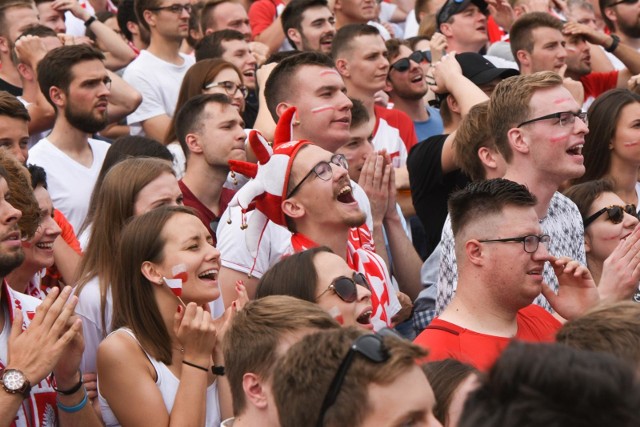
[0,247,24,277]
[65,101,108,134]
[618,15,640,39]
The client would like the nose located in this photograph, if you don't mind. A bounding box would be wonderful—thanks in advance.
[558,45,568,60]
[180,6,190,17]
[44,216,62,238]
[623,211,639,229]
[1,200,21,224]
[574,115,589,135]
[531,238,551,261]
[356,284,371,302]
[337,91,353,113]
[207,243,221,264]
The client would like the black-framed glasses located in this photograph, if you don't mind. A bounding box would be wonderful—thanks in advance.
[286,154,348,198]
[478,234,551,253]
[583,204,637,228]
[517,111,588,128]
[607,0,638,7]
[204,80,248,98]
[316,272,370,303]
[149,3,192,14]
[316,329,399,427]
[390,50,428,72]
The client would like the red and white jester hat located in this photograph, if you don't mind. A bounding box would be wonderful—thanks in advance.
[227,107,310,257]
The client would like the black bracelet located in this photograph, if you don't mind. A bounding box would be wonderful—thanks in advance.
[84,16,97,27]
[606,34,620,53]
[211,365,225,376]
[51,370,83,395]
[182,360,208,372]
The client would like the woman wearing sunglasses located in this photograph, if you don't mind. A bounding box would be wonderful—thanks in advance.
[255,247,375,330]
[565,179,640,300]
[574,89,640,212]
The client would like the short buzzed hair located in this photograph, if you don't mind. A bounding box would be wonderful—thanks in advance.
[174,93,232,157]
[281,0,330,48]
[195,29,245,61]
[0,91,30,122]
[509,12,563,67]
[331,23,380,59]
[0,0,35,39]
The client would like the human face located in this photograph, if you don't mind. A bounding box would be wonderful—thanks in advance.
[133,172,183,217]
[220,39,257,89]
[210,2,251,41]
[518,85,588,184]
[413,39,433,79]
[568,7,599,31]
[0,177,23,277]
[288,145,366,229]
[335,0,377,22]
[286,66,353,152]
[564,35,591,76]
[610,102,640,166]
[526,27,567,73]
[156,213,221,305]
[3,5,39,44]
[342,34,389,94]
[447,373,480,427]
[585,192,639,265]
[442,5,488,53]
[388,45,429,101]
[336,121,374,182]
[478,206,551,309]
[21,186,61,272]
[37,1,67,34]
[147,0,191,41]
[203,67,246,112]
[608,0,640,38]
[360,366,442,427]
[63,60,110,134]
[0,116,29,164]
[295,6,335,54]
[195,102,246,168]
[313,251,373,329]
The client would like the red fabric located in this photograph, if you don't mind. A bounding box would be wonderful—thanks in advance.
[179,180,236,246]
[487,16,508,43]
[41,209,82,290]
[414,305,561,372]
[580,70,619,100]
[248,0,283,38]
[374,105,418,153]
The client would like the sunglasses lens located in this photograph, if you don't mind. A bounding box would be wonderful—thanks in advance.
[333,278,358,303]
[392,58,410,72]
[608,206,624,224]
[625,204,637,215]
[353,272,370,290]
[410,51,424,64]
[422,50,432,63]
[354,334,388,362]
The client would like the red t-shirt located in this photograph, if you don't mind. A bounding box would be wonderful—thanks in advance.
[580,71,618,101]
[178,180,236,246]
[248,0,284,38]
[414,304,561,372]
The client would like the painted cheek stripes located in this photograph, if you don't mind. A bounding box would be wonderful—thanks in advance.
[311,105,336,114]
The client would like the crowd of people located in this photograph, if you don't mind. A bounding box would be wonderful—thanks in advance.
[1,0,640,425]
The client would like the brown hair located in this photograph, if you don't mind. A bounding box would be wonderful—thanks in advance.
[273,327,428,427]
[0,91,30,122]
[0,148,39,239]
[164,59,242,145]
[135,0,163,32]
[349,98,369,129]
[75,158,175,334]
[331,23,380,60]
[201,0,231,32]
[0,1,35,40]
[111,205,197,364]
[509,12,563,67]
[488,71,563,162]
[384,38,408,63]
[422,360,479,425]
[453,100,493,182]
[563,179,615,222]
[556,301,640,368]
[223,295,339,415]
[417,15,437,39]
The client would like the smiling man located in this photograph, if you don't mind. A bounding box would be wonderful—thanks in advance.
[282,0,335,54]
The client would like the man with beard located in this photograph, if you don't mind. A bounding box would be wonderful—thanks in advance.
[281,0,336,54]
[600,0,640,58]
[28,45,111,234]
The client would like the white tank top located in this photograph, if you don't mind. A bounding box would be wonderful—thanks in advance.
[98,328,221,426]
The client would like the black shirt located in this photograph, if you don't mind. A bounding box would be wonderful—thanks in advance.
[0,79,22,97]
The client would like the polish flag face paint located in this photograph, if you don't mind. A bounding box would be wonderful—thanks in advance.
[163,264,188,297]
[311,105,335,114]
[328,306,344,325]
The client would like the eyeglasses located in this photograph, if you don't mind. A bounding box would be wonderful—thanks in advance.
[286,154,348,198]
[478,234,551,253]
[517,111,588,128]
[390,50,429,72]
[316,272,370,303]
[583,204,637,228]
[204,80,248,98]
[608,0,639,7]
[148,3,192,14]
[315,329,399,427]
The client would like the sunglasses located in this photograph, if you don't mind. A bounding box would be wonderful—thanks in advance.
[316,272,370,303]
[315,329,400,427]
[390,50,431,72]
[583,204,637,228]
[608,0,638,6]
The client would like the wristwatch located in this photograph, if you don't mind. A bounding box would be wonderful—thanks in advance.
[606,34,620,53]
[1,368,32,397]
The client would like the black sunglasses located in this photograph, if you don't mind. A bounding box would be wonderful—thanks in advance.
[583,204,637,228]
[390,50,429,72]
[608,0,638,6]
[316,272,370,303]
[315,329,400,427]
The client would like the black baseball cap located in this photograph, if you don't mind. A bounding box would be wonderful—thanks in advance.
[436,0,489,28]
[456,52,519,86]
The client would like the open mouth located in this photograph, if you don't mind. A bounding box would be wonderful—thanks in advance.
[410,74,424,83]
[336,185,356,204]
[566,144,583,156]
[243,70,255,79]
[356,308,372,325]
[198,269,218,281]
[3,231,20,243]
[320,34,333,46]
[36,242,54,250]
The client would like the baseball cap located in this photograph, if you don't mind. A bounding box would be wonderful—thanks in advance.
[436,0,489,28]
[455,52,519,86]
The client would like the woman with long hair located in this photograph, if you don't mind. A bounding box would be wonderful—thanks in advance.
[98,206,222,426]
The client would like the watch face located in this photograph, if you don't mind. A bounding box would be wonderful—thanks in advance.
[3,370,26,391]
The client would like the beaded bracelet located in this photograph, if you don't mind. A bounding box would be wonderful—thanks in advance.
[57,387,88,413]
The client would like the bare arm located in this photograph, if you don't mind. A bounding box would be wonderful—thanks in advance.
[253,16,286,54]
[107,70,143,124]
[140,115,173,143]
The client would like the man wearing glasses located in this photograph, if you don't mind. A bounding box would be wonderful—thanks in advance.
[416,179,599,371]
[123,0,195,141]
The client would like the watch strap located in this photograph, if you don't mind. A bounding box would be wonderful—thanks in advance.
[606,34,620,53]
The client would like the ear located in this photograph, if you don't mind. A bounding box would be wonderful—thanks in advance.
[508,127,529,155]
[477,146,498,170]
[288,28,302,48]
[334,58,349,78]
[603,7,617,26]
[334,0,343,12]
[0,36,10,55]
[583,232,592,254]
[439,23,453,38]
[275,101,292,120]
[447,94,460,115]
[141,260,164,285]
[143,9,156,29]
[185,133,204,155]
[465,239,484,266]
[242,373,269,410]
[282,197,305,220]
[127,21,140,36]
[49,86,66,109]
[516,50,530,70]
[16,63,32,81]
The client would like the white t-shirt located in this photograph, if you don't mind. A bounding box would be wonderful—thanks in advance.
[373,116,408,167]
[64,0,119,36]
[28,137,110,234]
[123,51,195,136]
